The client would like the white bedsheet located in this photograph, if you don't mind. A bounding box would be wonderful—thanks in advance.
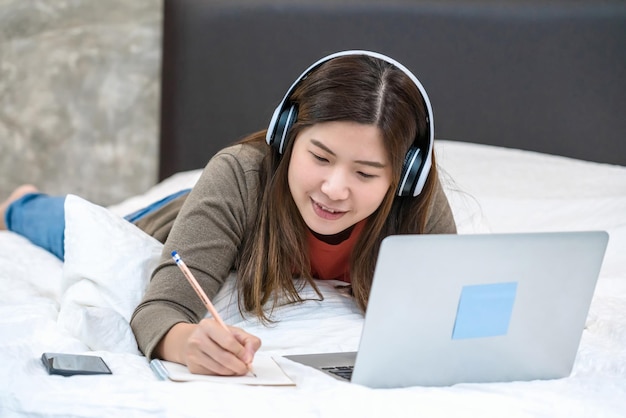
[1,140,625,418]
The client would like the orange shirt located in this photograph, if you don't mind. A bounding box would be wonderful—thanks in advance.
[306,220,366,283]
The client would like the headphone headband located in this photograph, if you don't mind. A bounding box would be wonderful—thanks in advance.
[266,50,434,196]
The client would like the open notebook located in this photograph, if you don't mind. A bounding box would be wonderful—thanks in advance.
[150,355,294,386]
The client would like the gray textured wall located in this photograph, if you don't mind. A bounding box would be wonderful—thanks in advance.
[0,0,161,206]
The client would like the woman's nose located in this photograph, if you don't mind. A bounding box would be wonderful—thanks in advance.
[320,169,350,201]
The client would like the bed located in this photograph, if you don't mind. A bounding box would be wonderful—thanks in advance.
[2,1,625,417]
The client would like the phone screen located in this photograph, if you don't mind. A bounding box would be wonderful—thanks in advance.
[42,353,112,376]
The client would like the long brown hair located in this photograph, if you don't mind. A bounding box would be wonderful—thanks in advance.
[236,55,440,321]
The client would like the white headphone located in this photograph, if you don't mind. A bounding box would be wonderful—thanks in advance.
[266,50,434,197]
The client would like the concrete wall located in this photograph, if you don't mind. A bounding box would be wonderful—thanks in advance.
[0,0,162,206]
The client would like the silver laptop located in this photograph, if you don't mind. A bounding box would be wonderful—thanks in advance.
[284,231,609,388]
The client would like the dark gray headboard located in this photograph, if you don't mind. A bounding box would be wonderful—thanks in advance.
[159,0,626,180]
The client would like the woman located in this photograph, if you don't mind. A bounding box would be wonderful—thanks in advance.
[1,51,456,376]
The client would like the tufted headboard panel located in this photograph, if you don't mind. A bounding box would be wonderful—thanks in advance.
[159,0,626,179]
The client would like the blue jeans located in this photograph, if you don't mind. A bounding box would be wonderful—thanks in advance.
[4,189,190,261]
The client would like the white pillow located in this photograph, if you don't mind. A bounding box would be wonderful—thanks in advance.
[58,194,163,354]
[443,185,491,234]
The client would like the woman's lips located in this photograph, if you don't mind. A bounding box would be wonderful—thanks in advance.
[311,199,346,220]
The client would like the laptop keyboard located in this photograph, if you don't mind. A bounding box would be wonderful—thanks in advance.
[322,365,353,380]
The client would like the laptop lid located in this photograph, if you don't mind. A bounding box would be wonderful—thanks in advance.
[350,231,608,388]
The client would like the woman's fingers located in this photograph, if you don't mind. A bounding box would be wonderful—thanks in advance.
[230,326,262,365]
[184,319,261,376]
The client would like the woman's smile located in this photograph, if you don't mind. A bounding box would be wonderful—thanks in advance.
[311,197,347,220]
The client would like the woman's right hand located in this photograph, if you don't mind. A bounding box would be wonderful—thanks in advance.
[155,320,262,376]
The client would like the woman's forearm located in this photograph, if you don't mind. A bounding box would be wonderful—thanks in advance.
[154,322,196,364]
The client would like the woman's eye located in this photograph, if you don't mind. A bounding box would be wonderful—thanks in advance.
[357,171,376,179]
[311,153,328,163]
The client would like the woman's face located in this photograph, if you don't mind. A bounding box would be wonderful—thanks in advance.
[288,121,393,236]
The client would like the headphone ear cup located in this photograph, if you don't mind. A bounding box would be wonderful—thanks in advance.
[397,146,424,197]
[271,104,298,154]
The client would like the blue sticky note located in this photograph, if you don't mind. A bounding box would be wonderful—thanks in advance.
[452,282,518,340]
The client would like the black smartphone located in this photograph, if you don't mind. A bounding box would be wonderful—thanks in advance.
[41,352,112,376]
